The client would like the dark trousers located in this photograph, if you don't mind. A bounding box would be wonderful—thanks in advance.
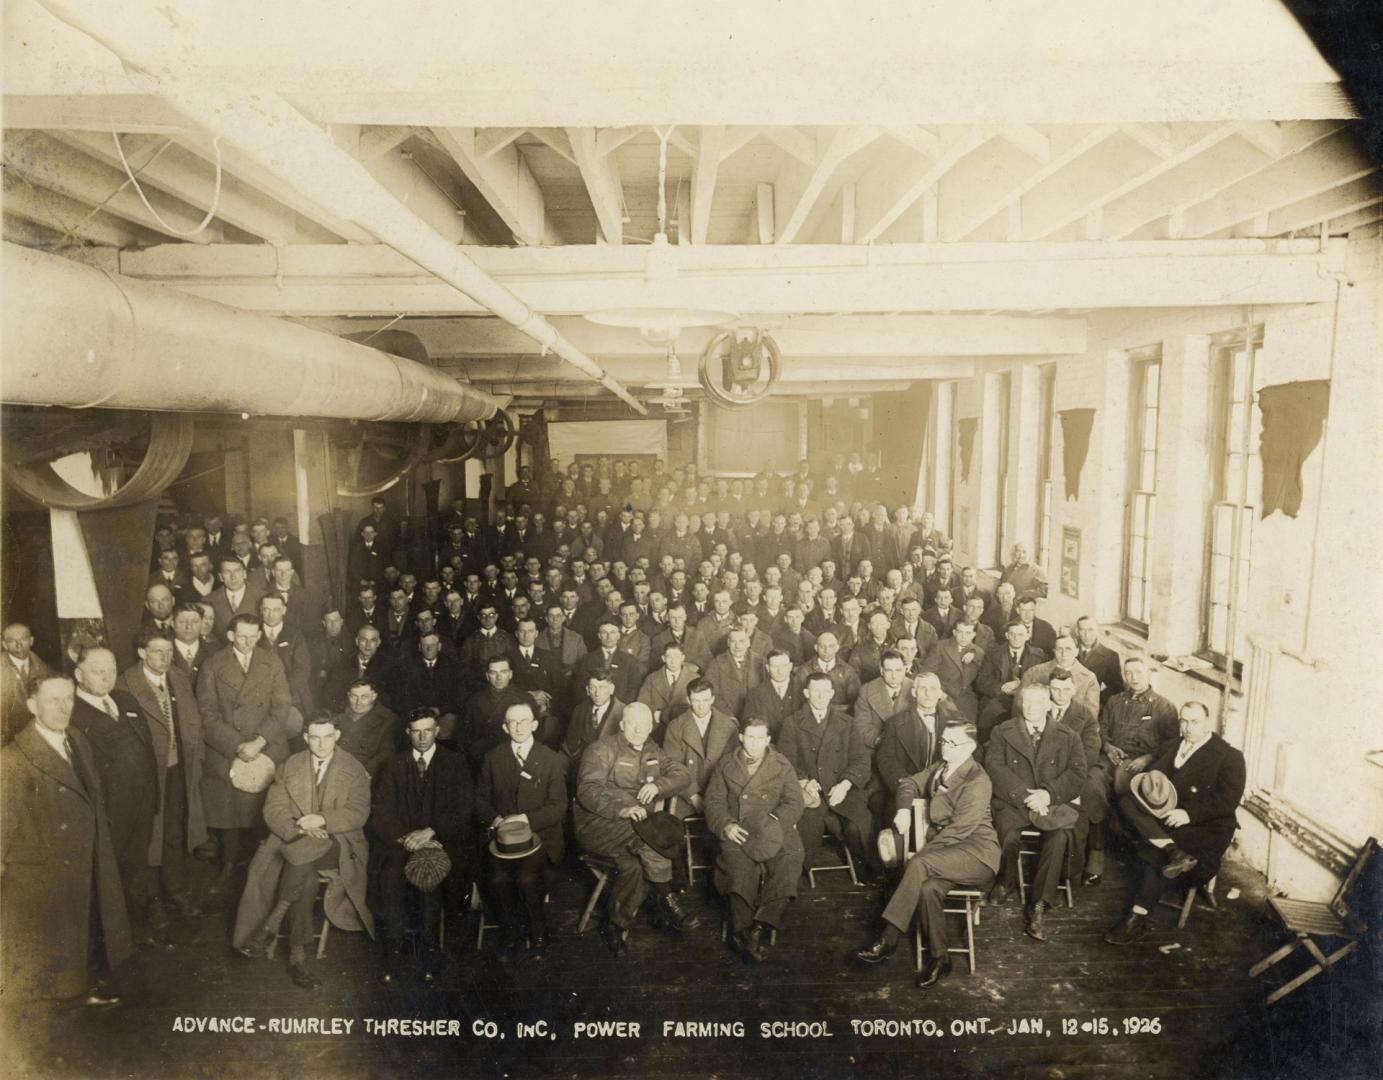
[374,845,464,954]
[154,764,189,898]
[277,841,340,949]
[882,849,993,960]
[109,795,156,933]
[1119,795,1215,910]
[798,795,877,877]
[721,847,803,933]
[995,806,1069,908]
[484,849,550,941]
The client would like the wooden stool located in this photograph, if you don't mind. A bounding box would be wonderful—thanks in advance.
[807,831,859,888]
[683,815,713,884]
[267,869,338,960]
[1159,875,1218,929]
[471,882,499,949]
[577,854,619,934]
[1016,828,1074,908]
[913,888,984,974]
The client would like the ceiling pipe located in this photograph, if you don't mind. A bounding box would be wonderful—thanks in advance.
[1,243,501,423]
[33,0,648,416]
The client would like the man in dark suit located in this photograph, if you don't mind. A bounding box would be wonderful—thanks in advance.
[510,619,564,726]
[393,632,464,744]
[778,671,879,883]
[69,645,160,946]
[371,708,473,982]
[983,685,1088,942]
[976,620,1049,741]
[1106,702,1246,944]
[464,656,542,766]
[140,582,179,645]
[832,518,872,578]
[209,556,267,638]
[380,586,416,655]
[323,624,396,714]
[2,674,132,1004]
[116,631,206,924]
[334,680,402,779]
[258,593,314,725]
[1,622,55,744]
[457,603,519,693]
[1075,616,1125,705]
[147,550,189,606]
[347,522,390,587]
[345,584,386,640]
[572,620,643,706]
[792,631,862,709]
[561,670,623,784]
[705,628,765,720]
[981,582,1019,640]
[875,672,964,803]
[854,721,1000,988]
[475,702,567,962]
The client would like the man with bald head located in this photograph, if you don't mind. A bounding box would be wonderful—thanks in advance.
[69,645,160,945]
[1,622,55,743]
[792,630,862,708]
[142,582,178,640]
[574,702,694,956]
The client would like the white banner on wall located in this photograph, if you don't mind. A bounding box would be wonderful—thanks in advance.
[547,420,668,463]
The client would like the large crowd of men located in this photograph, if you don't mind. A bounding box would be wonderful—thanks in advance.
[1,451,1245,1002]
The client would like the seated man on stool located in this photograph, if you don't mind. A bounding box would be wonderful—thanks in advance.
[704,719,805,964]
[233,716,373,989]
[855,721,999,987]
[574,702,695,956]
[982,685,1087,943]
[371,708,473,983]
[1105,702,1245,944]
[476,703,567,962]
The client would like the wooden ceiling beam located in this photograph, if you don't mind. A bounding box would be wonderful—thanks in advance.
[429,126,559,246]
[999,125,1051,163]
[2,131,223,244]
[357,125,413,160]
[688,125,724,245]
[759,127,817,167]
[475,128,528,159]
[856,129,992,243]
[775,126,883,245]
[1260,176,1382,236]
[526,128,578,166]
[53,130,309,244]
[2,169,157,248]
[566,127,625,245]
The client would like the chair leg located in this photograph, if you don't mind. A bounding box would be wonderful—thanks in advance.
[1249,937,1304,978]
[577,870,608,934]
[1265,939,1359,1005]
[914,923,924,973]
[685,834,695,886]
[844,843,859,886]
[317,917,330,960]
[964,896,977,974]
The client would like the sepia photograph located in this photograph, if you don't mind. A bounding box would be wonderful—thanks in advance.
[1,2,1380,1077]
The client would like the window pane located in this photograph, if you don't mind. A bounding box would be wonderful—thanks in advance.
[1145,363,1160,400]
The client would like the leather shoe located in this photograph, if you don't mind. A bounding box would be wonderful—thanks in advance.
[1162,848,1199,879]
[853,937,898,965]
[658,892,699,933]
[234,924,276,959]
[1025,902,1049,943]
[600,921,629,958]
[915,958,952,989]
[525,934,551,963]
[1082,872,1103,886]
[1103,911,1150,945]
[986,883,1011,906]
[288,947,321,990]
[736,926,768,965]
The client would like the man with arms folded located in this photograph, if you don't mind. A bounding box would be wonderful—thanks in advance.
[854,721,998,988]
[705,719,805,965]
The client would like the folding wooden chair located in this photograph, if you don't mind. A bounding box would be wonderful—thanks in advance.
[806,830,859,888]
[913,889,984,974]
[1016,828,1075,908]
[1249,837,1381,1005]
[683,814,713,884]
[268,870,339,960]
[576,853,619,933]
[1159,875,1218,929]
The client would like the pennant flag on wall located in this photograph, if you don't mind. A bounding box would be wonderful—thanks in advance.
[1258,379,1330,519]
[1058,408,1096,500]
[957,418,978,483]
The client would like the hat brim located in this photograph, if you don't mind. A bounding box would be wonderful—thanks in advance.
[489,835,543,860]
[1131,774,1176,817]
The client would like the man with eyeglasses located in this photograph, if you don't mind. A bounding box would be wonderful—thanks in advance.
[855,721,998,987]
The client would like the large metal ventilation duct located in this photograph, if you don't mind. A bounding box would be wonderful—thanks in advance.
[1,243,501,423]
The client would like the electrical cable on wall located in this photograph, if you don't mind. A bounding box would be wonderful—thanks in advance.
[112,131,224,237]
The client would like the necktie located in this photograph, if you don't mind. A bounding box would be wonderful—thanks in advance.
[415,752,427,779]
[1029,726,1042,743]
[514,746,526,769]
[104,697,119,720]
[314,758,327,785]
[61,736,73,764]
[153,678,177,766]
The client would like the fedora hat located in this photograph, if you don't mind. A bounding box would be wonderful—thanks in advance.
[1131,769,1178,817]
[405,845,453,891]
[740,811,784,863]
[876,827,906,869]
[489,819,543,860]
[229,754,276,793]
[631,811,684,861]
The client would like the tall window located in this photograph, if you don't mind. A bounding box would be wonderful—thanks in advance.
[1035,364,1057,567]
[1122,349,1162,628]
[992,371,1012,568]
[1203,331,1260,664]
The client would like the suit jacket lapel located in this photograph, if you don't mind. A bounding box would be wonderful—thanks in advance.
[18,726,90,802]
[129,674,172,742]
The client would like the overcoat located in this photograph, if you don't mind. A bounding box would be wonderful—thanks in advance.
[196,646,292,828]
[704,747,805,904]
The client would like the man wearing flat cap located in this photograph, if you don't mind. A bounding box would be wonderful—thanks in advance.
[475,702,567,962]
[574,702,695,956]
[370,709,473,982]
[233,716,373,990]
[704,719,805,964]
[1105,702,1245,944]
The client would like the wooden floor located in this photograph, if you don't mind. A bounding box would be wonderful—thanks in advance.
[2,846,1378,1080]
